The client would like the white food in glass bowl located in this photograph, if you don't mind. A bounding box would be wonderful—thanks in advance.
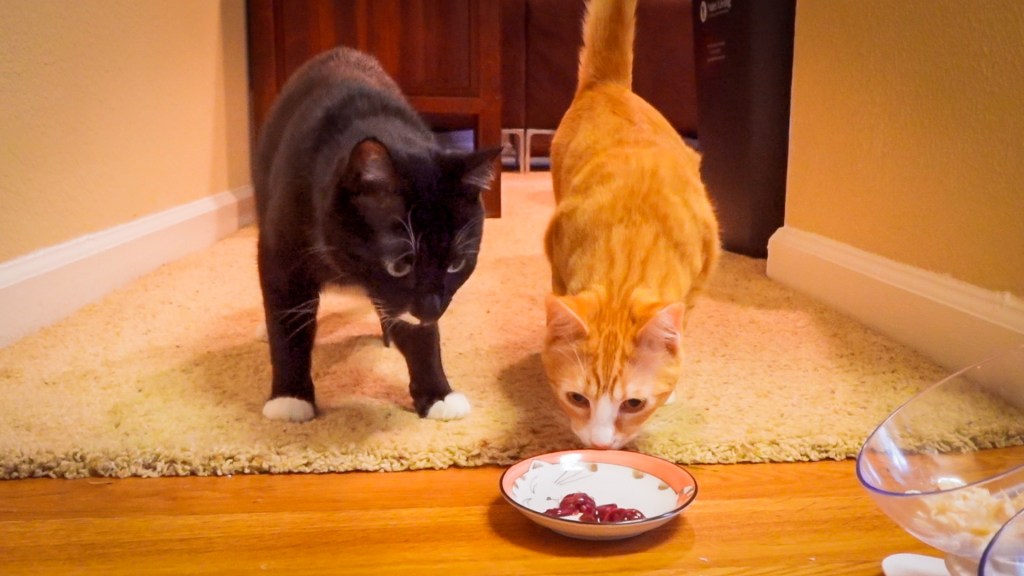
[912,479,1024,552]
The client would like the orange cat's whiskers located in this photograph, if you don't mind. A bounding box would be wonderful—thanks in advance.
[644,400,688,431]
[569,346,587,377]
[551,346,589,385]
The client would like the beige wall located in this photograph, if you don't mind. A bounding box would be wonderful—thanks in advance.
[0,0,251,263]
[787,0,1024,297]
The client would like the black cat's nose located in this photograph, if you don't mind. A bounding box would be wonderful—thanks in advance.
[413,295,442,324]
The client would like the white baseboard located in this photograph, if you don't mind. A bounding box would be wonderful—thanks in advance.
[0,186,255,348]
[766,226,1024,373]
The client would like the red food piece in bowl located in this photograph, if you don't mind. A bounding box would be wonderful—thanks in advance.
[542,492,647,523]
[593,504,614,522]
[560,493,596,512]
[607,507,645,522]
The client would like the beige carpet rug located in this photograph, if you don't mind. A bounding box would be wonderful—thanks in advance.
[0,173,953,479]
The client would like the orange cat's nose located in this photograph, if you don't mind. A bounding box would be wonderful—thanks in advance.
[585,434,614,448]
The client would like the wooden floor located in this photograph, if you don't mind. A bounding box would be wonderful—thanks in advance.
[0,459,935,575]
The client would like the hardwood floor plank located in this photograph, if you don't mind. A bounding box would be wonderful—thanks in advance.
[0,461,937,575]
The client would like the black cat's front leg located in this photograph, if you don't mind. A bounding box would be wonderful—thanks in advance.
[389,322,470,420]
[258,250,321,422]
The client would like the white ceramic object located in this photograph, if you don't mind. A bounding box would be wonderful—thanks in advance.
[499,449,697,540]
[882,553,950,576]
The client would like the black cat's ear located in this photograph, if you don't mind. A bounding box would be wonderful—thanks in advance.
[344,138,397,190]
[446,147,502,191]
[340,139,405,223]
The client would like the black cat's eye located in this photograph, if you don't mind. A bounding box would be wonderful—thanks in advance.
[385,255,414,278]
[567,392,590,408]
[447,256,467,274]
[621,398,646,413]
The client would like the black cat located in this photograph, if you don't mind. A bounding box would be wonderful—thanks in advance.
[252,47,499,422]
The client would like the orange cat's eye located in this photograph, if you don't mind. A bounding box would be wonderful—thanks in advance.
[567,392,589,408]
[621,398,646,413]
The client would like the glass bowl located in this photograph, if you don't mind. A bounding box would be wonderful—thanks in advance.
[499,449,697,540]
[857,344,1024,575]
[980,506,1024,575]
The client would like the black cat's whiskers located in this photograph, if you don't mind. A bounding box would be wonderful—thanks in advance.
[272,296,321,342]
[370,297,402,347]
[300,243,331,262]
[306,240,348,279]
[278,298,318,321]
[325,271,350,286]
[453,215,483,254]
[393,212,419,255]
[370,297,393,325]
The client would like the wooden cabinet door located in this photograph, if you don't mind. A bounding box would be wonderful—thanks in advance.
[248,0,502,215]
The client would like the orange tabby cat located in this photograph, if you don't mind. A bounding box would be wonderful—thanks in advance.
[543,0,720,449]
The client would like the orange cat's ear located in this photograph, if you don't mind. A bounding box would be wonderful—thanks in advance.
[637,302,685,356]
[545,294,589,341]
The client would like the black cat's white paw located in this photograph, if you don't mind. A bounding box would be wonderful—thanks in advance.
[263,397,315,422]
[425,392,471,421]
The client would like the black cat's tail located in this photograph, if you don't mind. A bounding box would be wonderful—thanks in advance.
[576,0,637,96]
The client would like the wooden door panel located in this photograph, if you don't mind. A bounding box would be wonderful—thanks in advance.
[247,0,502,215]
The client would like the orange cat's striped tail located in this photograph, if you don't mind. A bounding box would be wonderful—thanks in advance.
[576,0,637,95]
